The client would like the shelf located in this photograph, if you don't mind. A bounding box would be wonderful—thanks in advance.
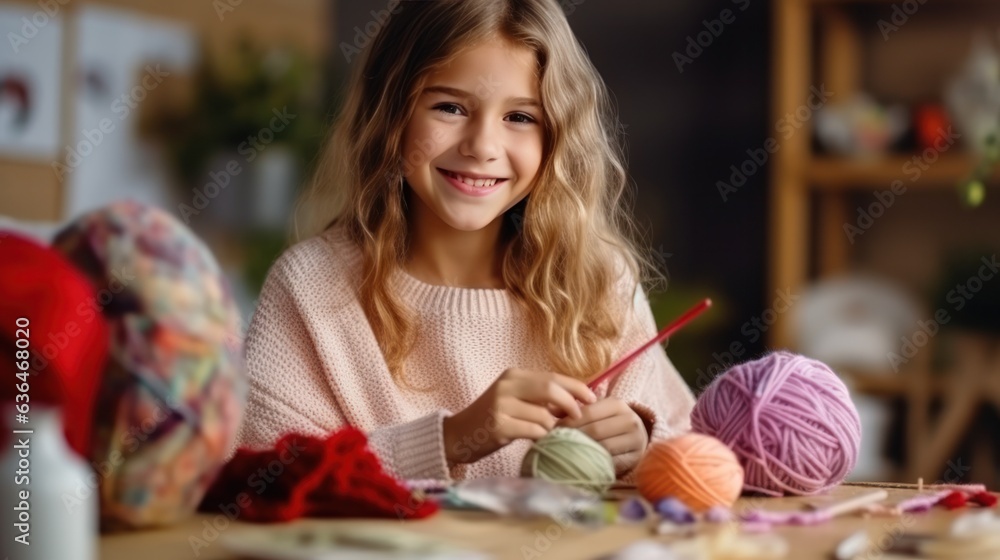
[805,154,986,190]
[837,368,943,397]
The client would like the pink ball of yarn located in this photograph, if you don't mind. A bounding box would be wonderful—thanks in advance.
[691,351,861,496]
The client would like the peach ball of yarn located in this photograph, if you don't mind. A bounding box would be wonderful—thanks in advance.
[634,433,744,512]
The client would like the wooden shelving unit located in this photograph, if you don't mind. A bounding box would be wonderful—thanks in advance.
[770,0,1000,484]
[807,155,986,189]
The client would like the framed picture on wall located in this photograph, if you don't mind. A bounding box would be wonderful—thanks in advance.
[0,4,63,160]
[63,4,195,217]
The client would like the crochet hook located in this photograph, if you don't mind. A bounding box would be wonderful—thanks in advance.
[587,298,712,390]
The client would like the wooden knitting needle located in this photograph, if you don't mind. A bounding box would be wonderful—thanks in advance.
[587,298,712,390]
[808,490,889,517]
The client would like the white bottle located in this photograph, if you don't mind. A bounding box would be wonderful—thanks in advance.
[1,404,97,560]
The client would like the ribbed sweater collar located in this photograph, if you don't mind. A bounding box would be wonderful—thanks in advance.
[322,226,516,318]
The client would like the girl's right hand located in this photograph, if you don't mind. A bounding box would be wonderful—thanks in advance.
[442,368,598,466]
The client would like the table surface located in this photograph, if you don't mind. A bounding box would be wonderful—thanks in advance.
[100,483,995,560]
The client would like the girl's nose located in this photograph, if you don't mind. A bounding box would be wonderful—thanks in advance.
[459,118,501,162]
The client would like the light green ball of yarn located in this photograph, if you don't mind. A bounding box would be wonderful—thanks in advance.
[521,427,616,495]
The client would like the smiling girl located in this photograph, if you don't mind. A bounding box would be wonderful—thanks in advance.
[235,0,695,482]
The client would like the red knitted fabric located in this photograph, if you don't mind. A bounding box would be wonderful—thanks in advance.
[200,427,438,522]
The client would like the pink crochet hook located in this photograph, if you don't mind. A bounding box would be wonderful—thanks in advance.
[587,298,712,390]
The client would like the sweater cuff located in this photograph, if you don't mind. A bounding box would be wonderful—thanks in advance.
[615,402,657,481]
[629,402,656,441]
[370,410,452,481]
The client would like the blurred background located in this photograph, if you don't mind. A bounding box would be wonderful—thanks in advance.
[1,0,999,488]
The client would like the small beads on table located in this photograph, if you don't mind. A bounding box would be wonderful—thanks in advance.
[704,506,734,523]
[654,497,696,524]
[618,497,649,522]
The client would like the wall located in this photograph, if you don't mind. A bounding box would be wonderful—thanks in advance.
[0,0,328,221]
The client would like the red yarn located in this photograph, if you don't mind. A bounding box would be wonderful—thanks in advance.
[938,491,968,510]
[970,492,998,508]
[199,427,439,522]
[0,233,109,456]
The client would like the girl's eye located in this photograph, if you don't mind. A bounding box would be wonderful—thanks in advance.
[435,103,463,116]
[506,113,537,125]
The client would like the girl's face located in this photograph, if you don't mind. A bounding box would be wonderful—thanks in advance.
[401,38,544,233]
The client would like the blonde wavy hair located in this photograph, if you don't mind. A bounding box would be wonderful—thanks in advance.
[293,0,663,384]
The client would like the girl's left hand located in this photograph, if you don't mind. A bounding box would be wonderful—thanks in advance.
[555,397,649,475]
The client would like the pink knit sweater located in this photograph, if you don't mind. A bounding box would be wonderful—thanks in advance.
[234,226,695,482]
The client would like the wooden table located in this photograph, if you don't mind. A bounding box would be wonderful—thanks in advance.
[101,483,996,560]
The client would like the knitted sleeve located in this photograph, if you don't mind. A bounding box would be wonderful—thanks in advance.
[232,249,453,481]
[602,283,696,481]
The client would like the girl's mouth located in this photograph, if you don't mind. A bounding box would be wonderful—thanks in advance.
[438,168,508,186]
[437,168,508,197]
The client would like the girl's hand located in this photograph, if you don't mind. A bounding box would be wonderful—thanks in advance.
[556,397,650,475]
[443,368,597,466]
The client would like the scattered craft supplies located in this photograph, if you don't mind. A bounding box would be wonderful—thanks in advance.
[742,490,888,526]
[742,484,994,529]
[450,477,603,525]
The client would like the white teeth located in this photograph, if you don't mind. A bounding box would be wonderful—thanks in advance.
[446,170,499,188]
